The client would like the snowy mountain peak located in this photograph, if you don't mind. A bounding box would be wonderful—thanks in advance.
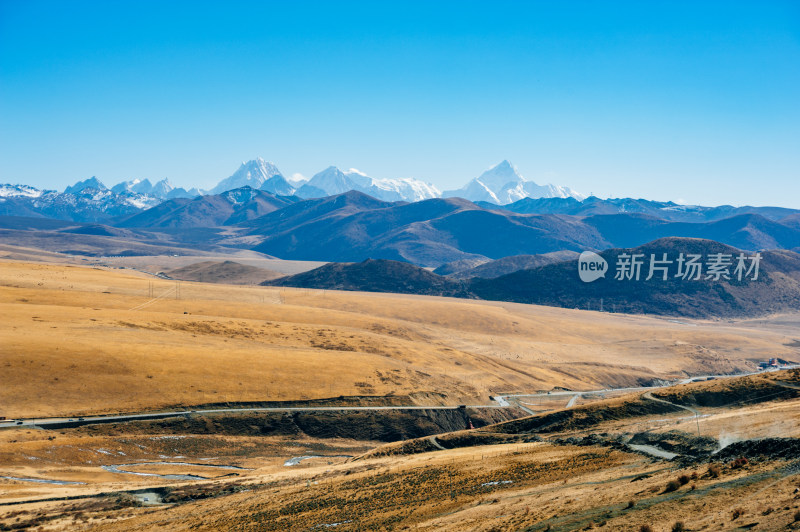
[65,176,107,194]
[303,167,353,195]
[0,183,47,198]
[210,158,283,194]
[110,177,176,198]
[443,160,584,204]
[196,158,579,204]
[150,178,174,197]
[259,174,296,196]
[476,160,525,191]
[293,166,440,202]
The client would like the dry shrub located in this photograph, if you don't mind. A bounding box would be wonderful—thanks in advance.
[731,508,744,520]
[794,510,800,522]
[707,463,722,478]
[626,499,636,509]
[639,525,654,532]
[664,479,681,493]
[678,474,690,485]
[672,522,686,532]
[730,457,749,469]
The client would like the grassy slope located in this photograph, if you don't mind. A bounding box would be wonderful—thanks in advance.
[1,259,798,418]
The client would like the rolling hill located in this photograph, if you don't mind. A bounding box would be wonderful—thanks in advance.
[584,212,800,251]
[471,237,800,317]
[117,187,298,228]
[167,260,285,284]
[267,237,800,318]
[246,192,609,267]
[264,258,470,296]
[438,251,579,279]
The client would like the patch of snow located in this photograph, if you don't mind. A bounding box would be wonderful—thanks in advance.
[480,480,513,487]
[0,184,45,198]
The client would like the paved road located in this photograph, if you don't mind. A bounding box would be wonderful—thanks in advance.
[2,366,796,431]
[428,436,446,450]
[496,365,800,413]
[566,394,581,408]
[642,391,702,416]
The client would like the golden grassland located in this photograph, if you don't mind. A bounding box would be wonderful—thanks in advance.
[3,256,800,531]
[2,259,799,418]
[18,437,799,532]
[0,375,798,530]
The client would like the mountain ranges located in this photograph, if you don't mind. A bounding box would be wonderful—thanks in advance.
[3,187,800,269]
[3,184,800,318]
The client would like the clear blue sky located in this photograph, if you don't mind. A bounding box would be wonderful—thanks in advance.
[1,1,798,206]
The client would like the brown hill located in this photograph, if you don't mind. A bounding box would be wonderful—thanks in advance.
[265,258,470,297]
[471,237,800,318]
[267,238,800,318]
[445,250,579,279]
[167,260,284,285]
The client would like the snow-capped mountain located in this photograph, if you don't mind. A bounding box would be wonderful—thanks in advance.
[210,158,292,195]
[443,160,585,204]
[259,174,296,196]
[111,178,153,195]
[150,179,173,198]
[0,184,49,198]
[0,183,161,222]
[287,174,308,187]
[110,177,197,199]
[295,166,440,202]
[166,186,202,199]
[355,169,441,202]
[64,176,107,194]
[3,158,583,222]
[296,167,355,198]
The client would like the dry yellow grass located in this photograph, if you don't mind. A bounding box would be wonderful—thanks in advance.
[2,259,798,418]
[66,438,800,532]
[1,373,798,530]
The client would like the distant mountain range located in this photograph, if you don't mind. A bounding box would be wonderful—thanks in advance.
[239,192,608,267]
[5,158,797,229]
[485,195,799,222]
[117,187,298,228]
[4,187,800,317]
[207,158,581,204]
[4,184,800,268]
[0,183,159,223]
[65,176,200,200]
[0,158,587,222]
